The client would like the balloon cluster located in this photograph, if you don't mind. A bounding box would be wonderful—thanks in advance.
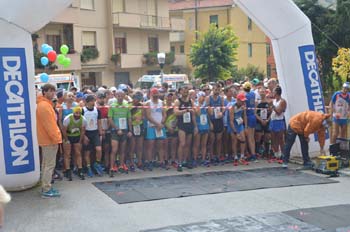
[39,44,71,83]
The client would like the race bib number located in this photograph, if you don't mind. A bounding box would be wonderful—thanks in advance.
[71,128,80,134]
[235,117,243,125]
[183,112,191,123]
[119,118,127,130]
[260,109,268,120]
[200,114,208,125]
[133,125,141,136]
[101,118,109,130]
[214,107,221,119]
[155,128,163,138]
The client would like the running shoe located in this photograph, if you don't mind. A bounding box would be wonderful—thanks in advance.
[239,158,249,165]
[65,169,72,181]
[129,164,136,172]
[93,162,103,176]
[233,159,239,166]
[87,166,94,177]
[41,188,60,198]
[122,164,129,174]
[78,169,85,180]
[177,164,183,172]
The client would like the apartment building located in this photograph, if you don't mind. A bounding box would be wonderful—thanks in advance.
[34,0,186,87]
[169,0,269,76]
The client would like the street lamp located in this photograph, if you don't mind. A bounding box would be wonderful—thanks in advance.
[157,52,166,82]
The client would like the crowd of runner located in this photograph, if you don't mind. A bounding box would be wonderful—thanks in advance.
[36,78,350,184]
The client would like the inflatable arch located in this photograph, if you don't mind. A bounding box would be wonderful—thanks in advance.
[235,0,329,156]
[0,0,72,190]
[0,0,328,190]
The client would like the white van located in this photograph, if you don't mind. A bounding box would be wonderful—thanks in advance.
[35,73,79,91]
[135,74,189,89]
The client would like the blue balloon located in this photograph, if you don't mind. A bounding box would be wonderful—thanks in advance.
[43,45,53,55]
[40,57,49,66]
[41,44,49,53]
[40,73,49,83]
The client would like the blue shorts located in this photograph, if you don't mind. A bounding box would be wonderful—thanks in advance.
[145,127,167,140]
[333,117,348,126]
[247,114,257,128]
[269,119,286,132]
[227,122,244,134]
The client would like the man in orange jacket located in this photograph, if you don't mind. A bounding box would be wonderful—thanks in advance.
[282,111,331,169]
[37,83,62,197]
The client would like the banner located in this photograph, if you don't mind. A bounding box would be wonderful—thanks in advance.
[0,0,72,190]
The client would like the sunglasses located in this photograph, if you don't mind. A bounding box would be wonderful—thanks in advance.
[203,89,210,91]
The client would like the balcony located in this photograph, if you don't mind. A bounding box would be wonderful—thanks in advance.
[112,12,171,30]
[170,18,185,31]
[173,54,186,67]
[170,32,185,42]
[56,53,81,71]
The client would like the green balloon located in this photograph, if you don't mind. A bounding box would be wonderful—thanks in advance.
[60,44,69,55]
[63,57,71,68]
[57,54,65,64]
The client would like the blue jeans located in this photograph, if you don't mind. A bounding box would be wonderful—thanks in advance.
[283,125,311,165]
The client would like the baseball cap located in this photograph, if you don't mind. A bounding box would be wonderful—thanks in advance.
[343,82,350,89]
[109,86,117,92]
[236,92,247,101]
[72,106,82,114]
[150,88,159,95]
[98,87,106,92]
[252,78,260,86]
[118,84,128,92]
[197,91,206,98]
[243,82,252,90]
[76,92,84,99]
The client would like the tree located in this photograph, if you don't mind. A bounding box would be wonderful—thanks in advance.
[332,47,350,89]
[189,24,239,82]
[232,64,265,82]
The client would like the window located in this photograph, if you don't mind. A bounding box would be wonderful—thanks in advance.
[248,17,252,31]
[171,46,175,53]
[266,43,271,56]
[267,64,271,78]
[115,37,127,54]
[82,31,96,49]
[80,0,94,10]
[148,36,159,52]
[248,43,253,57]
[46,35,61,52]
[112,0,124,12]
[210,15,218,26]
[180,45,185,54]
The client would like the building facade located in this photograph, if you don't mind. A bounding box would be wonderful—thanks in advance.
[34,0,186,88]
[169,0,270,78]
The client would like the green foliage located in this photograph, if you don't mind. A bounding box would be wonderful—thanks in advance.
[81,47,99,63]
[232,64,265,82]
[143,52,175,66]
[189,24,239,82]
[110,54,120,64]
[295,0,350,98]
